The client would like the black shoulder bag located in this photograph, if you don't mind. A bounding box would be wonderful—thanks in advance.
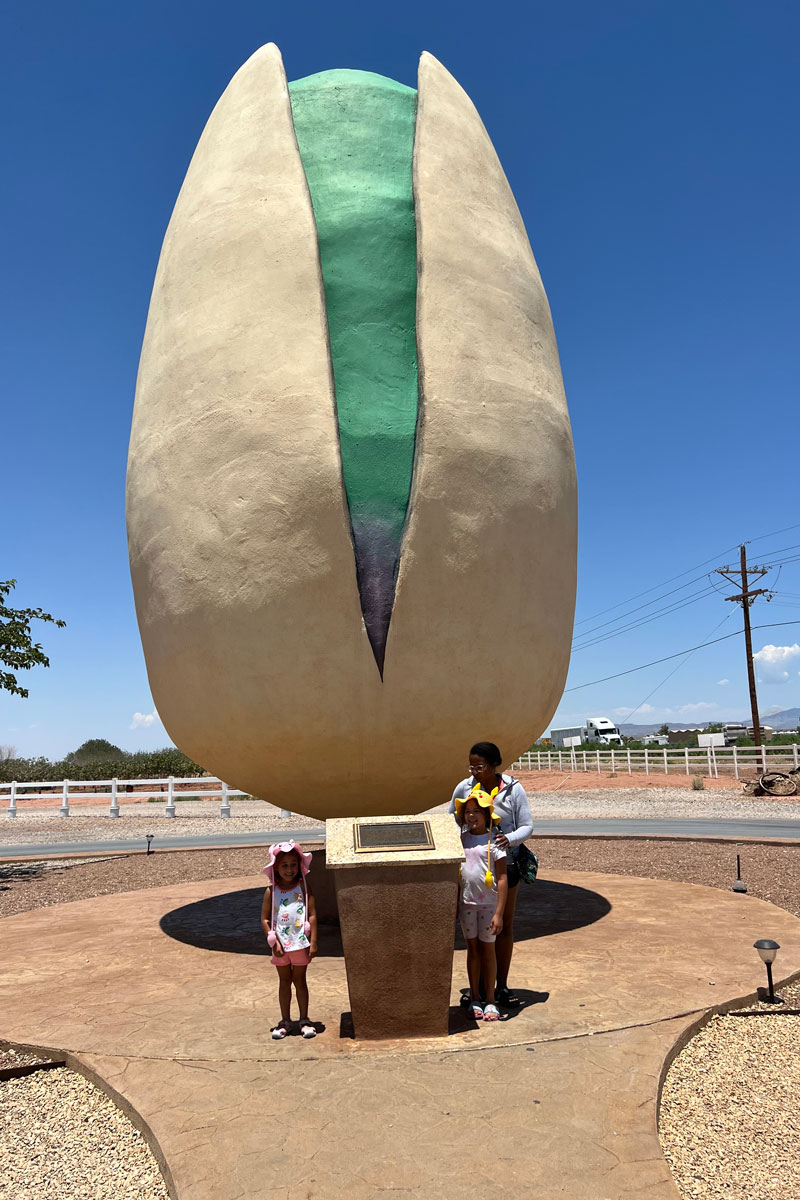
[502,777,538,884]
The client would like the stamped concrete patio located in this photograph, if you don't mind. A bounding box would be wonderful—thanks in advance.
[2,868,799,1199]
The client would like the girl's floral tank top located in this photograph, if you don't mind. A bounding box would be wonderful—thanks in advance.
[274,885,310,951]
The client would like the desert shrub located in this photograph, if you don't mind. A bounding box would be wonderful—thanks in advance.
[691,775,705,791]
[65,739,126,764]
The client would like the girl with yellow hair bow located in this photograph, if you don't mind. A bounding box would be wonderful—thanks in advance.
[455,784,508,1021]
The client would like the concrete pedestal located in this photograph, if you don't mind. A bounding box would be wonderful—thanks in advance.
[327,814,464,1040]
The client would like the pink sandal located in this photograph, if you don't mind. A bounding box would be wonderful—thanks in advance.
[483,1004,500,1022]
[471,1002,484,1021]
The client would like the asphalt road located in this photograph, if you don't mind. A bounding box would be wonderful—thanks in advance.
[0,828,325,858]
[536,818,800,840]
[2,818,799,859]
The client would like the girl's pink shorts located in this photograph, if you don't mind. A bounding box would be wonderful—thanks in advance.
[271,948,311,968]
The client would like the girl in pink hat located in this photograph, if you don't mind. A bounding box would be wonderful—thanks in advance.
[261,841,318,1039]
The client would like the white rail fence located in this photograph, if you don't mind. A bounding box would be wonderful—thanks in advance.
[510,743,800,780]
[0,776,266,819]
[5,743,800,818]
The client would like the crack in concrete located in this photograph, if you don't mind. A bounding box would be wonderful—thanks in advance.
[45,1006,708,1070]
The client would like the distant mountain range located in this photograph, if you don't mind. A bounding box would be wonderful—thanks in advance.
[617,708,800,737]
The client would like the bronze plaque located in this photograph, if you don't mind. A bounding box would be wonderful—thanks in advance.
[354,820,435,854]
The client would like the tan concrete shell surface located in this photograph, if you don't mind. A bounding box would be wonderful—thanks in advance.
[126,44,577,819]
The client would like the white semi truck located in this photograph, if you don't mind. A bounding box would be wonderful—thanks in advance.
[550,718,624,749]
[548,726,583,749]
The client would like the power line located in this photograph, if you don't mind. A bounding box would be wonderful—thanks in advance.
[564,620,800,693]
[572,586,716,651]
[753,540,800,561]
[565,525,800,690]
[573,589,716,651]
[572,574,716,644]
[573,550,800,650]
[748,522,800,546]
[572,543,742,628]
[573,523,800,634]
[615,611,735,726]
[707,571,732,595]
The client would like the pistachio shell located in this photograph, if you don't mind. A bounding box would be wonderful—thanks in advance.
[392,51,577,770]
[126,45,576,818]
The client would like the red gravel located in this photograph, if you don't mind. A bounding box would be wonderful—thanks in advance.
[516,770,750,792]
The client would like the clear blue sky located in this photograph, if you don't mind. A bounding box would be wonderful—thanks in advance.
[2,0,798,759]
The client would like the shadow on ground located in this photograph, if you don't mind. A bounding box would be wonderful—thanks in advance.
[0,863,58,890]
[453,878,611,950]
[518,877,611,938]
[336,991,551,1039]
[160,887,343,956]
[160,879,611,956]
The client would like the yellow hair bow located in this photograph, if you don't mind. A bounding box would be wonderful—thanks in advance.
[457,784,501,886]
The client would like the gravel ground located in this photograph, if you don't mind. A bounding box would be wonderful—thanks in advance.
[0,1047,55,1071]
[2,787,798,847]
[660,978,800,1200]
[0,799,322,846]
[0,1066,169,1199]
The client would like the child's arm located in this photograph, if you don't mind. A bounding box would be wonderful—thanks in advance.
[490,858,507,937]
[260,885,283,954]
[306,881,318,960]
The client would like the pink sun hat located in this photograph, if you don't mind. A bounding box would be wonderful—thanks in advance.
[262,840,313,883]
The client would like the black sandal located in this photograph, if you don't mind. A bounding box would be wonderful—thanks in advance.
[496,986,520,1008]
[460,988,487,1007]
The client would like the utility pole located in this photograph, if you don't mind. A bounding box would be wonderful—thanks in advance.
[716,545,771,752]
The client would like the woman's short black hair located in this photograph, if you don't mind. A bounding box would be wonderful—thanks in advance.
[469,741,502,767]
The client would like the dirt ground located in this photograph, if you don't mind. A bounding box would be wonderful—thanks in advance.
[1,837,798,920]
[515,769,757,792]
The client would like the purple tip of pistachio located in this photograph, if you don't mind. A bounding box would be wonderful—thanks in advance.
[351,515,402,674]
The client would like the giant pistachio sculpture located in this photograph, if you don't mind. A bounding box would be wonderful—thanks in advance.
[126,44,576,819]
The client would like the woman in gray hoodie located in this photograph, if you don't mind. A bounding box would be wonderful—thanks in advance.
[450,740,533,1006]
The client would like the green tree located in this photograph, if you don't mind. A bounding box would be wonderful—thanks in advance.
[65,738,127,764]
[658,723,670,736]
[0,747,205,784]
[0,580,65,697]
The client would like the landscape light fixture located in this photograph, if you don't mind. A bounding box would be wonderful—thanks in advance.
[146,833,154,855]
[733,854,747,893]
[753,939,781,1004]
